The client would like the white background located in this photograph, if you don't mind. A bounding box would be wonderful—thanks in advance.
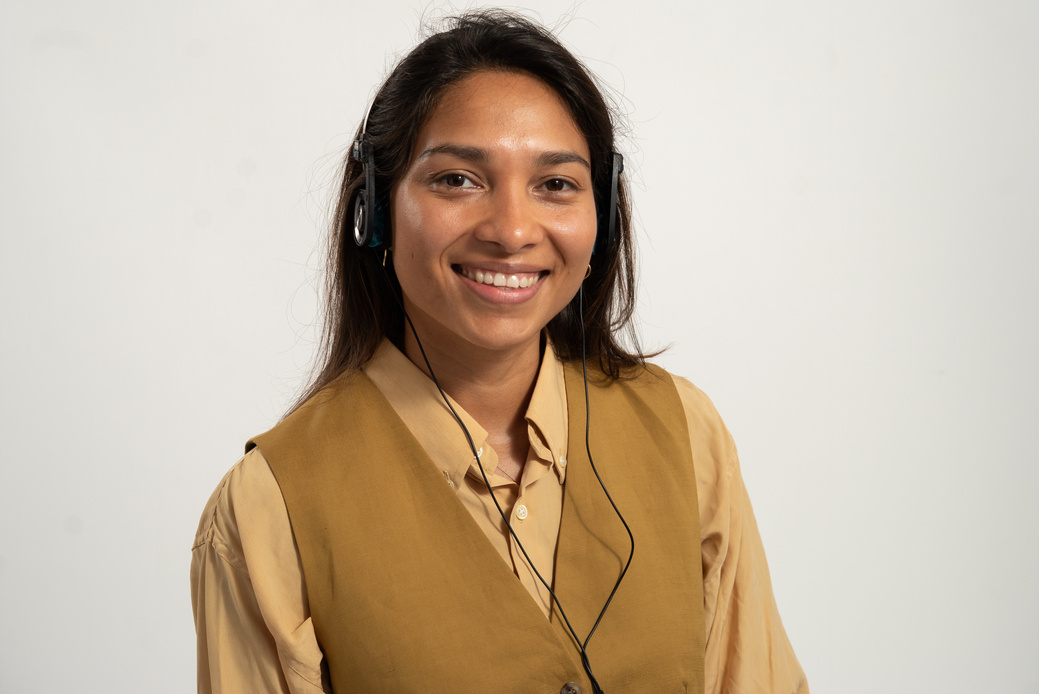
[2,1,1037,692]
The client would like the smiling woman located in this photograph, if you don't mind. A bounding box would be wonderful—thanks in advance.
[393,71,597,376]
[190,9,808,694]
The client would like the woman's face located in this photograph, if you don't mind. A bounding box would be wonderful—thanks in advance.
[391,70,597,361]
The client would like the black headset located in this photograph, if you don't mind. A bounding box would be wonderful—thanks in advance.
[350,132,624,255]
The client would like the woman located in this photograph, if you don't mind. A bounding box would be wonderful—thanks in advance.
[192,10,808,694]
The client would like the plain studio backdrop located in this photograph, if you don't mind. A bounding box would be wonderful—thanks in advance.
[1,1,1037,692]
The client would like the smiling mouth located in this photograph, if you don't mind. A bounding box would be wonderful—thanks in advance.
[454,265,545,289]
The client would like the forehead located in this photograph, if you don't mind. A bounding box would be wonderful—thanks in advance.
[414,70,589,158]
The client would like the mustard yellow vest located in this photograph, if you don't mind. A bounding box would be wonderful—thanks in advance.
[248,362,705,693]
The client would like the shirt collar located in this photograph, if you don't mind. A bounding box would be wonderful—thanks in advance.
[364,338,570,487]
[364,339,487,490]
[525,342,569,484]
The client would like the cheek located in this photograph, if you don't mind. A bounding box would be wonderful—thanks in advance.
[391,188,462,260]
[389,189,419,253]
[555,210,598,268]
[389,190,458,307]
[390,195,437,282]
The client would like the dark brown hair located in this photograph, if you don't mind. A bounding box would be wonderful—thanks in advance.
[295,10,647,410]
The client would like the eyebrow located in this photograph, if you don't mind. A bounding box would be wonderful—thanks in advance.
[416,144,591,170]
[417,144,487,163]
[534,150,591,170]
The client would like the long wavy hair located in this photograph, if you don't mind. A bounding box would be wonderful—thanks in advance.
[294,10,648,411]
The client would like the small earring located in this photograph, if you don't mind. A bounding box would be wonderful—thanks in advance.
[382,248,390,267]
[584,264,591,279]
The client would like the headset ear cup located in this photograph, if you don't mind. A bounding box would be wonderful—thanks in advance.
[606,152,623,252]
[594,152,623,255]
[352,188,369,247]
[351,135,378,248]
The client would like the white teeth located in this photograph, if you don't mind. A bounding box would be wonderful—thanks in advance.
[460,267,539,289]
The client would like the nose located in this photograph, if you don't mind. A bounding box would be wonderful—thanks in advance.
[473,183,544,253]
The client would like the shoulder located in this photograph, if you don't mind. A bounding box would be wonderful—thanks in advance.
[192,448,285,565]
[614,363,731,435]
[664,374,741,516]
[249,370,377,457]
[667,373,732,442]
[647,365,740,482]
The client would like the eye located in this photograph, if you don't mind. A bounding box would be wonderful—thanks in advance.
[540,178,575,193]
[437,173,477,188]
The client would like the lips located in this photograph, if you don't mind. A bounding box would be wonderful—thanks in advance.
[455,265,545,289]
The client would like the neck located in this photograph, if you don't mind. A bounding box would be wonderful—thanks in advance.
[402,322,541,467]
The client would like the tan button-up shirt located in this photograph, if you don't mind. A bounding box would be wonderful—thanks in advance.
[191,340,808,693]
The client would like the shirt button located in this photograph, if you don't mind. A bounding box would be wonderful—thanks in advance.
[515,504,528,521]
[442,470,454,488]
[559,456,567,467]
[476,446,483,458]
[560,683,582,694]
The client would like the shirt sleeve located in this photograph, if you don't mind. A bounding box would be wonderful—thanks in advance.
[672,376,809,694]
[190,449,330,694]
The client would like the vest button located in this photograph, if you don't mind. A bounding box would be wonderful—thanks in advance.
[560,683,582,694]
